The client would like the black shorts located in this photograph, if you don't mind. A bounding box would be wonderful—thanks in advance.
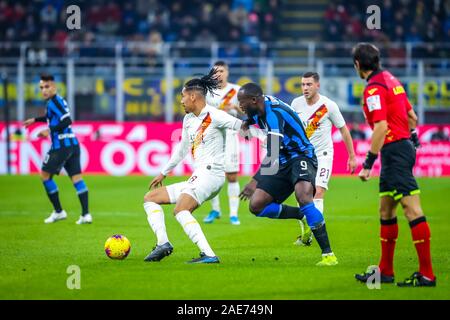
[380,139,420,200]
[42,145,82,177]
[254,156,317,203]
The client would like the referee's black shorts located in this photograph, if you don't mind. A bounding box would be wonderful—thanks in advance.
[254,155,317,203]
[379,138,420,200]
[42,145,82,177]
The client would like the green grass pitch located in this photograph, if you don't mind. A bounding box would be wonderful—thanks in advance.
[0,175,449,300]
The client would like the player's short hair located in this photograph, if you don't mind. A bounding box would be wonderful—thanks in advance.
[184,68,220,96]
[213,60,228,69]
[302,71,320,82]
[352,43,381,71]
[240,83,263,97]
[40,73,55,82]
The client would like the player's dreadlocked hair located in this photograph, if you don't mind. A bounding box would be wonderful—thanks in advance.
[184,68,221,97]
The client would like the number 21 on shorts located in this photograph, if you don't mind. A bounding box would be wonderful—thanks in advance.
[319,168,330,179]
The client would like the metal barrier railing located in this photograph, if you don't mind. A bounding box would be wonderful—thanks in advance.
[1,41,449,123]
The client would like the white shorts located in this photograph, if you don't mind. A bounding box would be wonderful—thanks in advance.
[166,168,225,205]
[315,156,333,190]
[224,129,240,173]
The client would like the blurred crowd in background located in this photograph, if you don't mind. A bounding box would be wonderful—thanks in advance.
[0,0,280,50]
[323,0,450,59]
[1,0,449,57]
[324,0,450,43]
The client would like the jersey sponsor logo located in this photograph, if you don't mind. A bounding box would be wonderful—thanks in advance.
[393,85,405,95]
[305,104,328,138]
[366,95,382,112]
[218,88,237,110]
[191,112,212,157]
[57,133,76,140]
[368,88,378,95]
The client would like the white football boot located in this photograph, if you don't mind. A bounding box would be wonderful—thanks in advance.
[44,210,67,224]
[76,213,93,225]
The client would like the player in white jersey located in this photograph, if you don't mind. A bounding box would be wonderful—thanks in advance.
[142,70,244,263]
[204,61,243,225]
[291,72,357,245]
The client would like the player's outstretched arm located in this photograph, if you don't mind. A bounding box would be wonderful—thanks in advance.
[239,120,267,142]
[226,103,244,116]
[23,118,35,128]
[23,116,46,128]
[212,108,243,131]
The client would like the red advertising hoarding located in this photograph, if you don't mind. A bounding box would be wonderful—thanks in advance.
[1,122,449,177]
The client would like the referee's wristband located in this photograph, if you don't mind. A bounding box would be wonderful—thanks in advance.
[362,151,378,170]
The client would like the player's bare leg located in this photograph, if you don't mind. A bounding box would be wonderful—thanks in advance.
[174,193,219,263]
[226,172,241,225]
[397,195,436,286]
[71,173,91,224]
[144,186,172,205]
[143,186,173,261]
[41,170,67,223]
[247,187,309,221]
[248,188,274,215]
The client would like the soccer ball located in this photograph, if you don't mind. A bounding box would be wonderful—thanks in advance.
[104,234,131,260]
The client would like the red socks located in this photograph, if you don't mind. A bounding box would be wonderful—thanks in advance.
[378,216,434,280]
[410,217,435,280]
[379,218,398,276]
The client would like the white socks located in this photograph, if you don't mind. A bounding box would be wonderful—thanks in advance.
[176,210,215,257]
[228,181,240,218]
[144,203,216,257]
[143,202,169,246]
[211,194,221,213]
[314,198,324,214]
[211,182,240,217]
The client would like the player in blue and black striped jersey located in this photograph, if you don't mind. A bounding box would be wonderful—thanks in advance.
[238,83,337,266]
[24,74,92,225]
